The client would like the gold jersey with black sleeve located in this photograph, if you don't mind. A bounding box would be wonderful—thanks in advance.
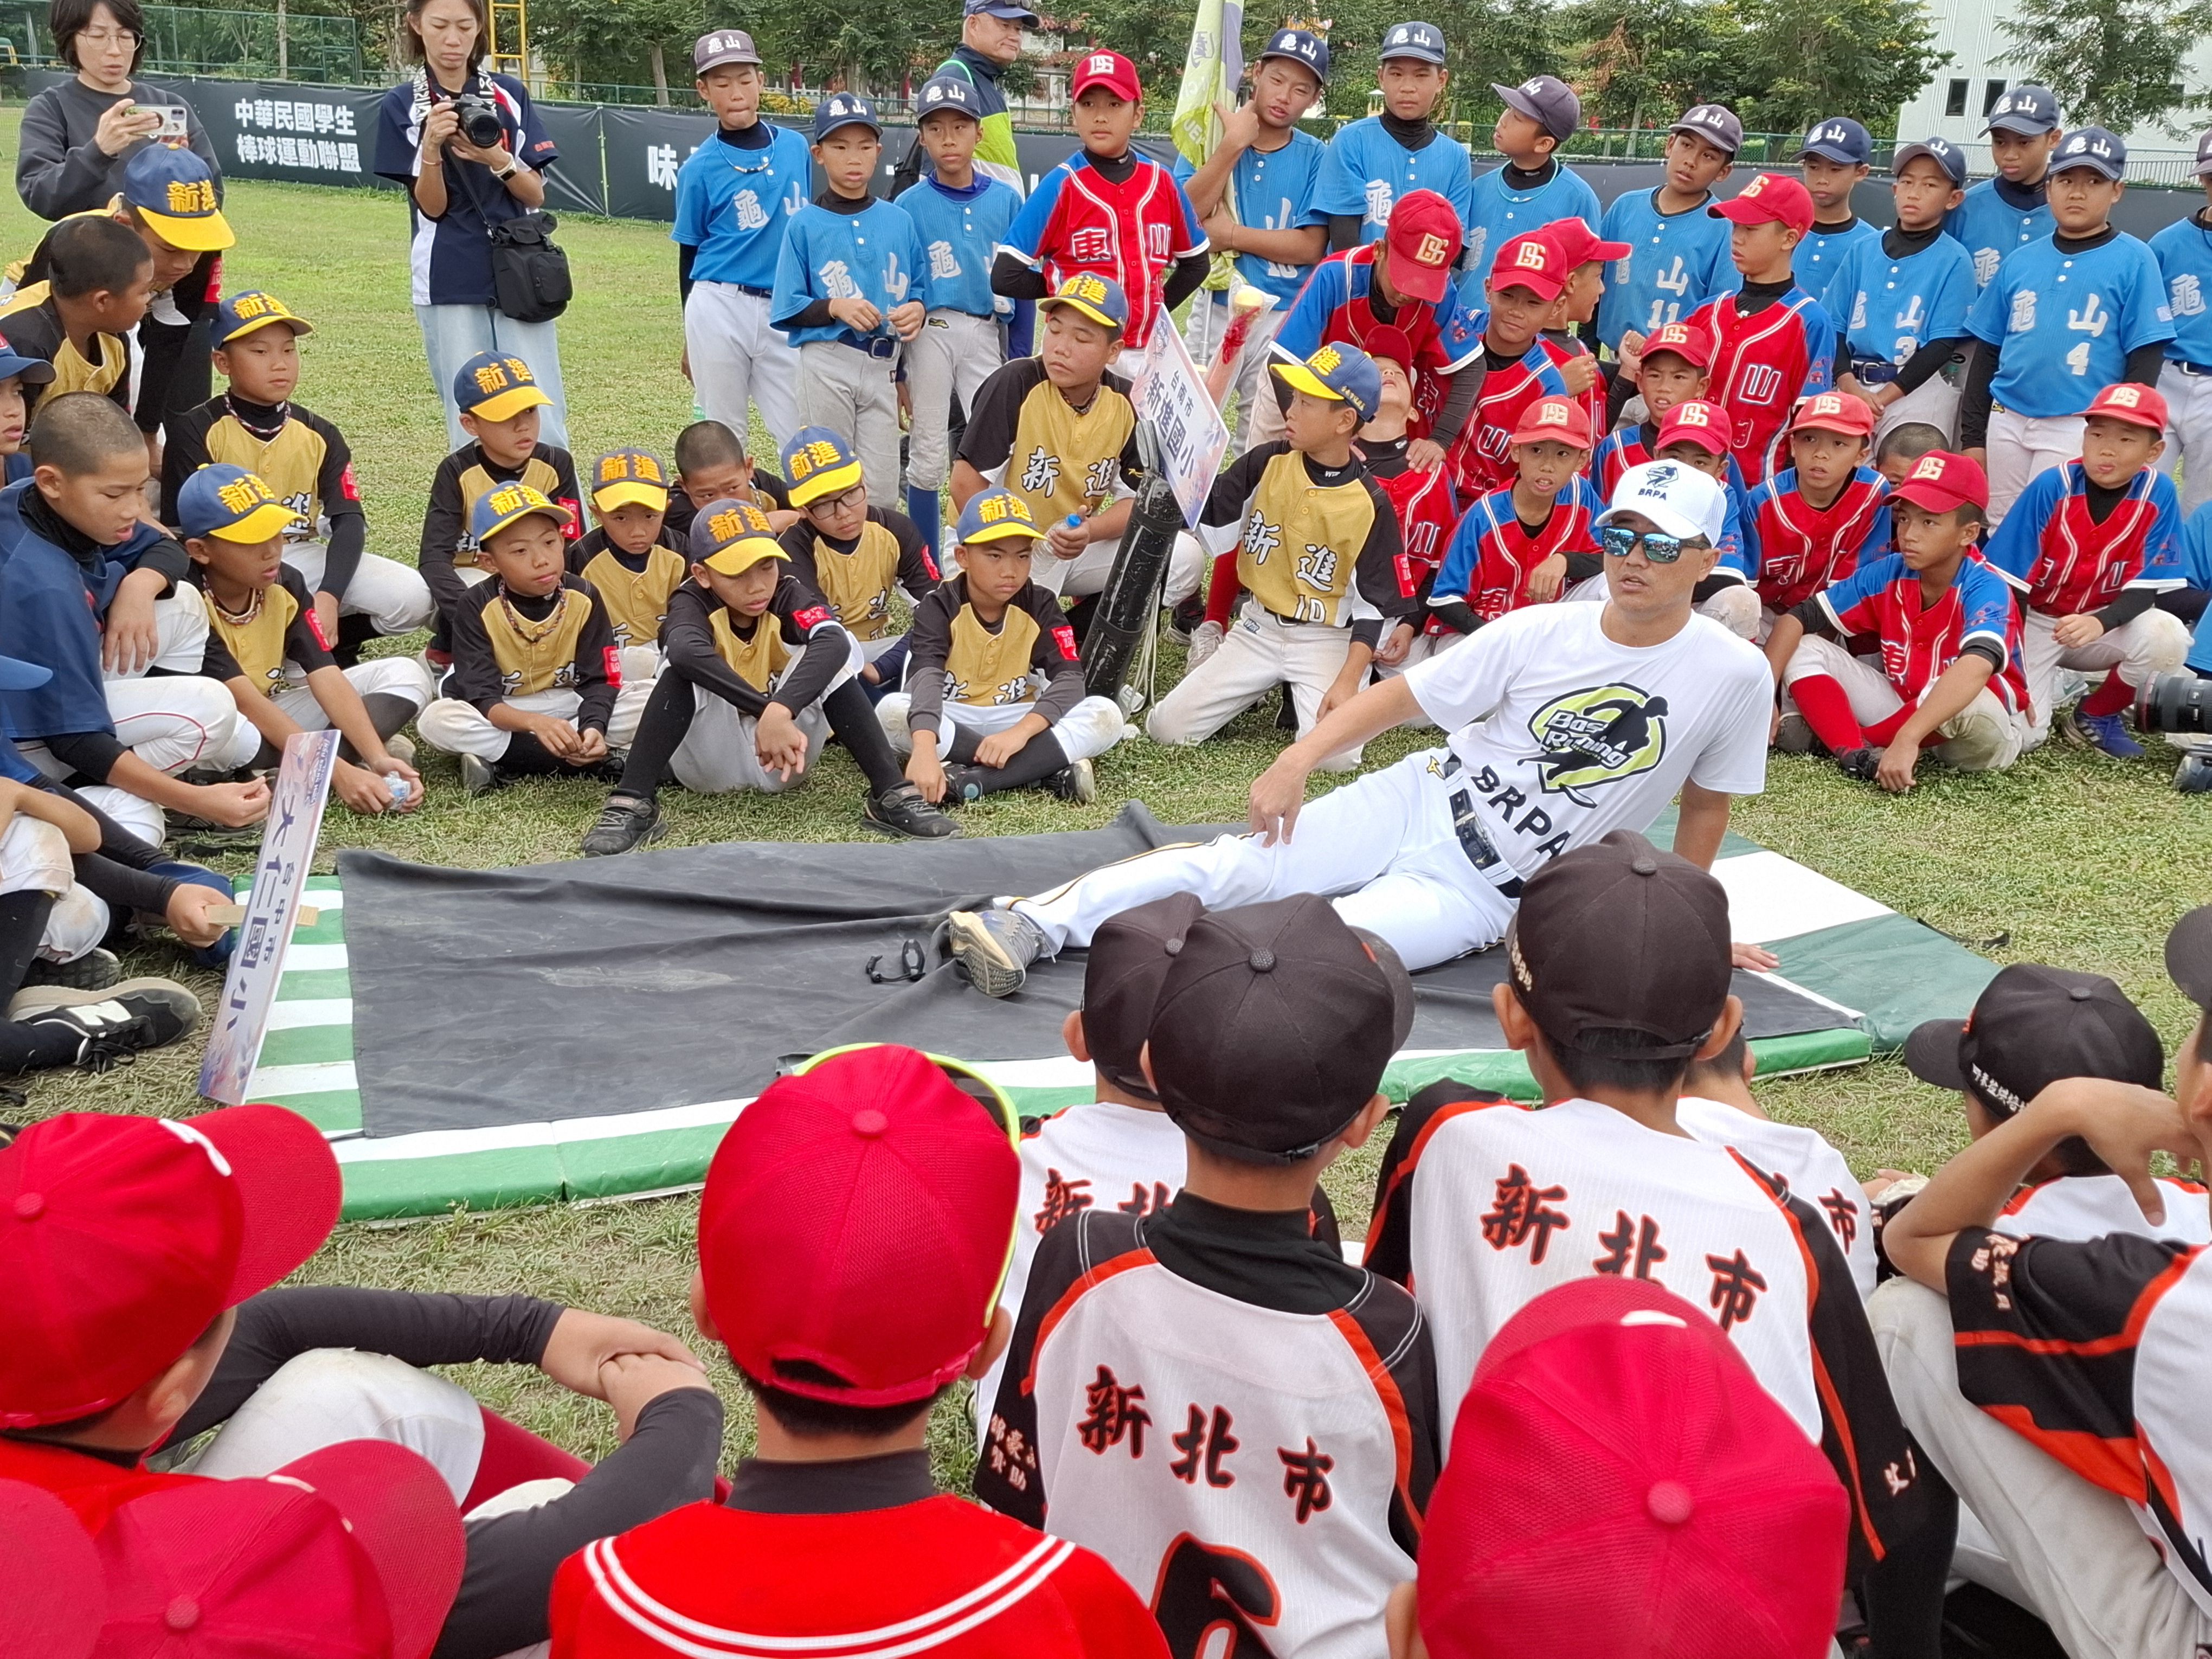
[659,575,848,719]
[419,441,584,623]
[956,357,1141,530]
[776,507,940,643]
[194,564,337,695]
[1200,441,1412,636]
[902,574,1086,736]
[570,524,689,650]
[162,396,358,536]
[0,295,130,411]
[444,573,619,731]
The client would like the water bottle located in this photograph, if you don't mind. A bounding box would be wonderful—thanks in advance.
[385,774,411,805]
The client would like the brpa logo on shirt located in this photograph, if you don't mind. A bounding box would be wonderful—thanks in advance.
[1527,683,1671,802]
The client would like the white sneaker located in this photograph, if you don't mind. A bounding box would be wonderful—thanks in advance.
[1187,620,1224,668]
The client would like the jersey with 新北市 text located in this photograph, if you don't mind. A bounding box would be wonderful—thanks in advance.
[1996,1174,2212,1245]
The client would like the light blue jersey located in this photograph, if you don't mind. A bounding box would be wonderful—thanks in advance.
[1170,129,1329,307]
[770,197,927,349]
[2182,498,2212,673]
[1310,117,1475,246]
[1965,232,2176,417]
[2150,211,2212,368]
[1830,230,1977,373]
[1945,178,2054,288]
[899,173,1023,319]
[1795,218,1880,311]
[671,124,813,292]
[1456,159,1603,287]
[1594,187,1734,351]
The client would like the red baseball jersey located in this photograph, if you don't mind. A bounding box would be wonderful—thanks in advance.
[1684,286,1836,487]
[1442,338,1574,499]
[1272,245,1485,438]
[1429,478,1601,627]
[1590,424,1654,498]
[550,1496,1168,1658]
[1815,550,2031,713]
[1745,465,1893,615]
[1980,460,2189,616]
[1538,332,1607,454]
[1001,153,1206,350]
[1363,443,1460,595]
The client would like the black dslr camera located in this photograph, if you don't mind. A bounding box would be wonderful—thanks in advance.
[2137,673,2212,736]
[448,92,504,150]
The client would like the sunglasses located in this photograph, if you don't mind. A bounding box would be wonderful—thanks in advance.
[1598,525,1696,563]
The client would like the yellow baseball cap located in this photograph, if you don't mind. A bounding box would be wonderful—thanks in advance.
[121,146,235,253]
[690,497,790,575]
[177,464,302,543]
[954,486,1042,545]
[214,291,313,346]
[590,448,672,513]
[1036,272,1129,332]
[469,481,569,546]
[453,352,552,422]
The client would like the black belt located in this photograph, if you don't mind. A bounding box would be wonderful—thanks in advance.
[2176,360,2212,377]
[1447,783,1525,898]
[730,282,773,299]
[838,331,899,359]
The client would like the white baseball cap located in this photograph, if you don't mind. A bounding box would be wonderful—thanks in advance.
[1598,460,1727,545]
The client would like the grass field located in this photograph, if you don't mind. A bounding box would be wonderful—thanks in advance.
[5,111,2209,1481]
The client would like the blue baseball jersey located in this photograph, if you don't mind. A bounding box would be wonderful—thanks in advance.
[1965,233,2176,418]
[1946,179,2054,288]
[770,198,927,349]
[1310,117,1476,246]
[1980,460,2184,616]
[1171,130,1329,307]
[1795,218,1881,312]
[0,479,172,741]
[2149,213,2212,367]
[1456,161,1603,291]
[1594,188,1735,351]
[672,124,813,292]
[900,173,1023,319]
[2181,500,2212,673]
[1831,232,1978,371]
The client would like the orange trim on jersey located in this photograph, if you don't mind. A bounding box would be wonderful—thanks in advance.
[1021,1244,1158,1397]
[1362,1095,1523,1272]
[1327,1308,1423,1538]
[1982,1405,2146,1501]
[1953,1248,2200,1359]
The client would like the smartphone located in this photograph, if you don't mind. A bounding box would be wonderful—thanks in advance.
[131,104,189,139]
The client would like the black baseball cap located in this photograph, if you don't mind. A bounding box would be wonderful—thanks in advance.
[1507,831,1733,1059]
[1147,896,1413,1163]
[1081,894,1205,1101]
[1982,84,2060,136]
[2167,906,2212,1010]
[1904,964,2164,1119]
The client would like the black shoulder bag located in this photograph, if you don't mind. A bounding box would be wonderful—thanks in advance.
[450,134,573,324]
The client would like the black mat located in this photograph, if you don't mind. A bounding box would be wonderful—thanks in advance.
[337,805,1854,1139]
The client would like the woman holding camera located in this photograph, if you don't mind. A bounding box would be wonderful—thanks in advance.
[16,0,221,219]
[374,0,569,447]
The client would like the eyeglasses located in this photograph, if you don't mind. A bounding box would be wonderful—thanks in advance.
[1598,525,1698,563]
[76,27,140,46]
[806,484,867,517]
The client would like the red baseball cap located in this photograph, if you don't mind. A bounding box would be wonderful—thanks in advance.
[1364,324,1417,374]
[1790,389,1876,438]
[698,1044,1020,1407]
[1488,230,1567,301]
[1,1481,105,1659]
[1710,171,1815,235]
[2086,380,2170,432]
[1641,321,1713,370]
[1383,189,1463,304]
[1542,216,1631,268]
[1417,1277,1849,1659]
[1509,396,1593,449]
[1888,449,1989,515]
[0,1107,341,1429]
[94,1441,466,1659]
[1654,398,1731,458]
[1070,48,1141,101]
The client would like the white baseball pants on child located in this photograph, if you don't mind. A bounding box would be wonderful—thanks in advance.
[1782,634,2029,770]
[1147,605,1371,771]
[282,539,437,638]
[684,282,801,456]
[2019,606,2190,745]
[417,685,650,761]
[904,310,1004,496]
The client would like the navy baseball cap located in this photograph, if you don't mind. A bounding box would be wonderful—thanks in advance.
[1272,342,1384,420]
[1258,27,1330,79]
[178,464,303,543]
[1379,20,1446,63]
[1893,136,1968,186]
[121,144,234,253]
[213,290,313,346]
[1798,116,1871,165]
[1493,74,1580,142]
[963,0,1040,19]
[0,332,55,388]
[917,74,984,123]
[954,486,1043,545]
[2052,125,2126,181]
[1670,102,1742,155]
[1037,271,1129,331]
[813,92,880,142]
[1983,84,2060,136]
[469,480,568,547]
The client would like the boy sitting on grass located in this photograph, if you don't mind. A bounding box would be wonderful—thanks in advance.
[1644,400,1757,633]
[418,483,646,796]
[0,216,151,415]
[777,426,940,700]
[665,417,793,545]
[179,464,428,818]
[877,487,1125,806]
[573,448,686,685]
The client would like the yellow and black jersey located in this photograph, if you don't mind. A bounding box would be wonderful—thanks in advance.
[776,506,939,642]
[194,564,337,695]
[957,357,1140,530]
[1200,441,1410,635]
[163,396,358,537]
[419,441,583,622]
[0,295,129,413]
[445,572,619,730]
[663,467,792,544]
[660,575,850,719]
[903,575,1085,733]
[570,524,687,650]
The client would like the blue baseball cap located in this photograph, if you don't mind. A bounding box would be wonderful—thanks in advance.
[469,480,568,547]
[1670,102,1743,156]
[1037,271,1129,332]
[916,75,985,123]
[0,331,56,388]
[1983,84,2060,136]
[1258,28,1330,79]
[963,0,1039,19]
[452,351,550,421]
[954,486,1043,546]
[781,427,864,507]
[1272,342,1383,421]
[1798,117,1871,165]
[1378,20,1446,63]
[120,144,234,253]
[0,654,52,692]
[2052,125,2126,180]
[178,463,303,543]
[213,290,313,347]
[1893,136,1968,187]
[813,92,881,143]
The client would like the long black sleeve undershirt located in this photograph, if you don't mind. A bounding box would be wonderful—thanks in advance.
[41,730,128,785]
[784,190,881,331]
[1431,362,1483,445]
[2094,587,2157,631]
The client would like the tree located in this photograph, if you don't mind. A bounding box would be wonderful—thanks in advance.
[1561,0,1742,130]
[1732,0,1947,135]
[528,0,706,98]
[1998,0,2212,134]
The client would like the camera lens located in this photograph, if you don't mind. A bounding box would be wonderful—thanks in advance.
[457,97,503,149]
[2136,672,2212,735]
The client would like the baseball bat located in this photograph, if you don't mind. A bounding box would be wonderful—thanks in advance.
[1081,421,1181,703]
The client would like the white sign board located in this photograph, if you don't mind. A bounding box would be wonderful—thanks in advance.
[199,729,339,1105]
[1128,320,1230,529]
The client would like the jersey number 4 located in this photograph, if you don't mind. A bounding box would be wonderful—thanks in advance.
[2065,340,2092,376]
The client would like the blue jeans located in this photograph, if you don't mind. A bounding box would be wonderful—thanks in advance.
[415,303,569,451]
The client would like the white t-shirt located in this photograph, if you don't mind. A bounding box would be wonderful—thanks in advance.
[1400,604,1771,877]
[1677,1096,1877,1297]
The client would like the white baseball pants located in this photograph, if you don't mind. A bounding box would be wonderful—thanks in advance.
[1874,374,1963,448]
[2019,606,2190,744]
[281,539,437,638]
[668,635,859,794]
[0,815,108,966]
[1147,605,1371,771]
[684,282,801,456]
[876,691,1125,762]
[268,658,438,733]
[798,340,903,503]
[1782,634,2028,771]
[1986,409,2086,530]
[2157,361,2212,518]
[904,310,1004,495]
[1011,745,1520,971]
[417,685,650,761]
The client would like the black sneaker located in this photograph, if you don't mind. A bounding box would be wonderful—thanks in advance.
[581,793,663,856]
[1167,594,1205,646]
[863,783,961,839]
[21,947,119,992]
[460,754,500,796]
[1835,746,1882,782]
[1045,757,1097,802]
[940,763,986,803]
[23,983,203,1071]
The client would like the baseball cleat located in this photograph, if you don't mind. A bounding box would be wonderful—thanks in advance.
[2078,711,2145,760]
[460,754,500,796]
[581,794,663,856]
[948,906,1046,998]
[381,734,417,766]
[1834,747,1881,782]
[2176,753,2212,794]
[863,783,960,839]
[1186,619,1224,669]
[1047,757,1097,803]
[1772,712,1814,754]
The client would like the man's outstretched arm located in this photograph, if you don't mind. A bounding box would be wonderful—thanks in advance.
[1247,676,1423,844]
